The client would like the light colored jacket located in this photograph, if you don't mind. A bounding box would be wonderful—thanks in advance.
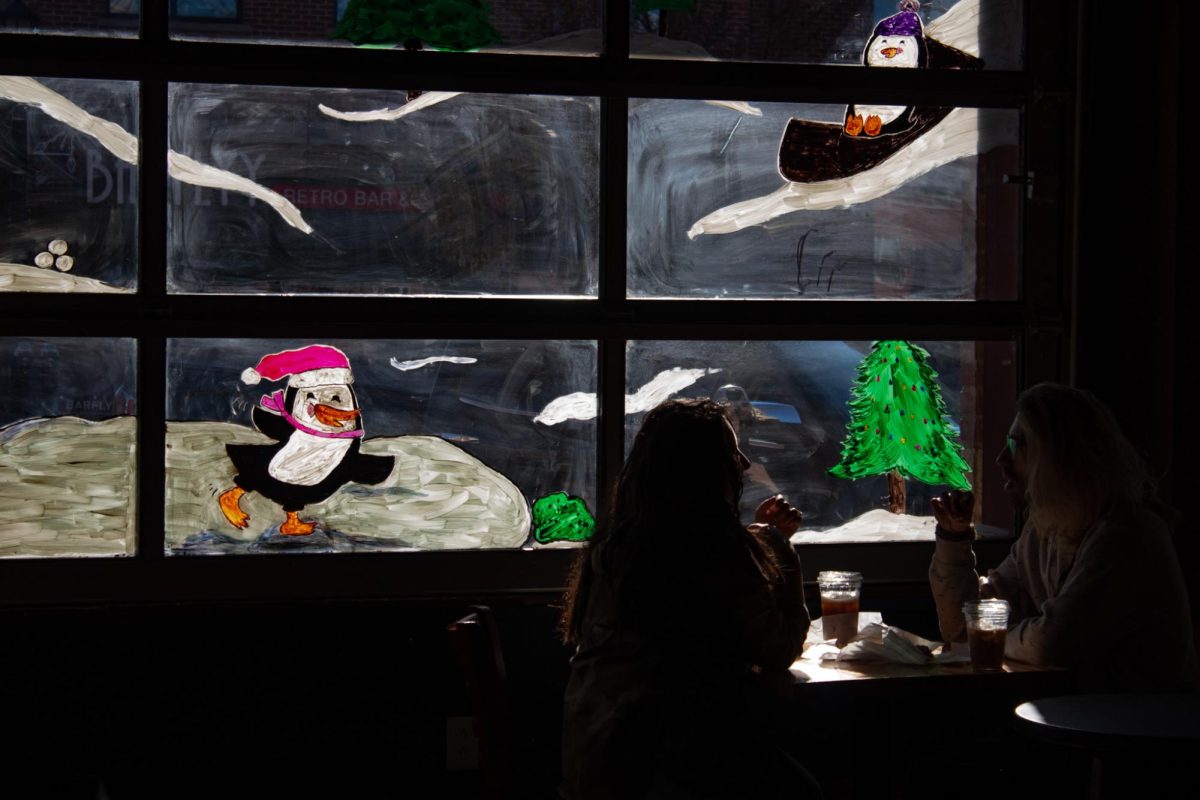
[929,503,1198,691]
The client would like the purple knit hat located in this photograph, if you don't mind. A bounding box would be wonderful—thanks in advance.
[874,0,923,37]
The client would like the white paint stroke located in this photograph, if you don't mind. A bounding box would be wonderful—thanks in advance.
[0,263,131,294]
[704,100,762,117]
[688,107,1012,238]
[1,76,314,235]
[927,0,1022,71]
[534,367,722,426]
[319,91,464,122]
[534,392,596,427]
[0,76,138,164]
[389,356,478,372]
[925,0,983,54]
[167,151,314,234]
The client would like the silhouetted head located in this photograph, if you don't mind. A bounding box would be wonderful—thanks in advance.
[560,398,752,643]
[999,383,1153,538]
[613,398,749,528]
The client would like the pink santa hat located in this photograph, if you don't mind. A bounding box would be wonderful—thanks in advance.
[241,345,354,389]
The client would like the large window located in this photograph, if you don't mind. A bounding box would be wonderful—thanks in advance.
[0,2,1076,598]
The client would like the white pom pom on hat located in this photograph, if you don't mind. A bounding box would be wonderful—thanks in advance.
[242,345,353,388]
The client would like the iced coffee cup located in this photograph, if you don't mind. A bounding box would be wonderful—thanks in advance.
[962,599,1010,671]
[817,571,862,647]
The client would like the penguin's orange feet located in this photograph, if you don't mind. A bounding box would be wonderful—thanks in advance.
[864,115,883,136]
[218,487,249,529]
[844,114,864,136]
[280,511,316,536]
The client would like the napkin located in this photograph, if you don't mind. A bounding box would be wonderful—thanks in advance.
[803,612,948,664]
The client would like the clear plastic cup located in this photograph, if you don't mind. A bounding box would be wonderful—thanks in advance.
[962,599,1010,671]
[818,571,862,647]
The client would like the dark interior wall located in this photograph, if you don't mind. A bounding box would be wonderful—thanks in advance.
[1074,1,1194,619]
[0,586,944,799]
[0,599,577,798]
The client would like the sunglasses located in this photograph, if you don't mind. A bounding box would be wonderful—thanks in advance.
[1006,434,1026,455]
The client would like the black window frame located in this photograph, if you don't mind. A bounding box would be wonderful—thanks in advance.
[0,1,1077,606]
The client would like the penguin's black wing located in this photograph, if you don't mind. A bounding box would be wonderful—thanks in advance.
[925,38,984,70]
[251,405,294,441]
[343,448,395,486]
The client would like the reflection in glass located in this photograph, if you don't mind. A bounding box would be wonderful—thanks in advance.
[161,0,601,52]
[0,337,137,558]
[0,77,139,293]
[630,0,1022,69]
[167,84,599,296]
[625,340,1015,540]
[628,100,1019,299]
[0,0,138,36]
[166,339,596,553]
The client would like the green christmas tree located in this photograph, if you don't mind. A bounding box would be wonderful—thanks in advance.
[829,340,971,514]
[531,491,595,545]
[335,0,500,52]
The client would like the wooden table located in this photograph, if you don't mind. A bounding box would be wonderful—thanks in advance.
[779,652,1073,799]
[791,652,1054,684]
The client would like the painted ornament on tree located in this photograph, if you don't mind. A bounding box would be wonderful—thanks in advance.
[829,340,971,514]
[219,345,395,536]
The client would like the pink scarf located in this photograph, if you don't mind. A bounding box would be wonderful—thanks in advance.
[261,391,364,440]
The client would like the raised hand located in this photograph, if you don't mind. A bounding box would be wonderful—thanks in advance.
[931,489,974,534]
[754,494,804,536]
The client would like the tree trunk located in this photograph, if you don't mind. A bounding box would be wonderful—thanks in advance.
[887,469,906,514]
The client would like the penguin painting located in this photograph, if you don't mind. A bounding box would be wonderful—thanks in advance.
[776,1,981,183]
[845,0,926,137]
[218,345,395,536]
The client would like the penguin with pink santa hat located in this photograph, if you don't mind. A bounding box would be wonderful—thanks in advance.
[218,345,394,536]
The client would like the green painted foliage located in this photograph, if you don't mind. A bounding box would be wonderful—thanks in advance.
[829,340,971,490]
[335,0,500,51]
[532,491,595,544]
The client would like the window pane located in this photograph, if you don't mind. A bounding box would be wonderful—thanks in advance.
[0,1,138,37]
[0,76,139,293]
[631,0,1022,70]
[164,0,602,54]
[166,338,596,554]
[173,1,238,19]
[0,337,137,558]
[167,84,599,296]
[625,340,1016,541]
[628,100,1019,299]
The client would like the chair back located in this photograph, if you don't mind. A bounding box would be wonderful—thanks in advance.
[448,605,511,797]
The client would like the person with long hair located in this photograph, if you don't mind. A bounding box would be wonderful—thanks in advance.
[929,383,1197,690]
[559,398,818,799]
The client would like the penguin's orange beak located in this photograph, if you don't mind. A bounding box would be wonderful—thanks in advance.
[312,404,360,427]
[881,47,902,58]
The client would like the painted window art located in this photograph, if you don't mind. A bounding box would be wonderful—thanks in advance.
[630,0,1022,69]
[0,337,137,558]
[624,340,1014,544]
[828,340,972,515]
[628,95,1019,299]
[167,84,599,296]
[628,0,1023,301]
[166,339,596,554]
[335,0,500,51]
[0,77,139,293]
